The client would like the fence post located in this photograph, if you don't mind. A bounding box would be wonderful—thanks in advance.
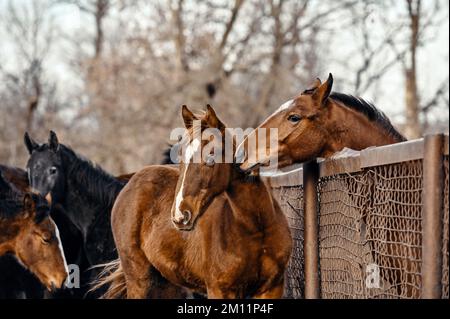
[303,160,320,298]
[422,134,445,298]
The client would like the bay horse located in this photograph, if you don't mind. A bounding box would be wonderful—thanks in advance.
[235,74,417,297]
[0,164,83,299]
[0,165,41,299]
[236,73,406,171]
[0,171,68,292]
[98,105,292,299]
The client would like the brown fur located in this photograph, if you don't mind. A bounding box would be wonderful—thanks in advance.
[238,74,405,171]
[0,187,68,291]
[101,106,292,299]
[237,75,414,297]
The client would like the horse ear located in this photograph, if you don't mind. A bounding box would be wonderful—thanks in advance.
[205,104,225,130]
[312,78,322,88]
[181,105,198,129]
[48,130,60,152]
[24,132,38,154]
[313,73,333,106]
[23,193,36,215]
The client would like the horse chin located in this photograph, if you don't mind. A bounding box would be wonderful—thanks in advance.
[31,269,55,292]
[172,221,195,231]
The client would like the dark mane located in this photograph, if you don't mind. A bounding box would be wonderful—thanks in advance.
[0,165,28,192]
[0,173,23,220]
[1,174,49,222]
[330,92,406,142]
[59,145,126,208]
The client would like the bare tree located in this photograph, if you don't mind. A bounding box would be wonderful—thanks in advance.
[402,0,446,138]
[2,0,446,172]
[0,0,60,165]
[403,0,422,138]
[1,0,55,132]
[60,0,111,59]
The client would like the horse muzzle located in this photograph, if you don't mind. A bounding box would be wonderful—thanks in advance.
[172,210,194,231]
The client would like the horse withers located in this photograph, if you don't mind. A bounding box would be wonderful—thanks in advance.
[99,105,292,299]
[0,172,68,292]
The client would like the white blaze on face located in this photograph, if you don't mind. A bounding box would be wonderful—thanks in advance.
[274,99,294,115]
[235,99,294,163]
[53,220,69,277]
[174,138,201,221]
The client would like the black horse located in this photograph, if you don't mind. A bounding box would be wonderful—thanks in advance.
[0,164,85,299]
[24,131,127,265]
[24,131,176,296]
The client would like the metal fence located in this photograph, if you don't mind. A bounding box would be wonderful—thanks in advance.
[266,134,449,299]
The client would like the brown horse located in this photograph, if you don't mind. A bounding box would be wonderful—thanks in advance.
[235,74,417,297]
[98,105,292,299]
[236,73,406,171]
[0,172,68,292]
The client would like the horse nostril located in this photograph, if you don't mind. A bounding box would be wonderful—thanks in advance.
[182,210,191,225]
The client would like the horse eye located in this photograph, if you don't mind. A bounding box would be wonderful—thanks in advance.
[288,114,302,123]
[49,166,57,175]
[39,233,52,245]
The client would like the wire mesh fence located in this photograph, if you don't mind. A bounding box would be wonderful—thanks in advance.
[267,135,449,299]
[318,171,381,298]
[272,186,305,298]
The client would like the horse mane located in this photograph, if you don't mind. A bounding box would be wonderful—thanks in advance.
[329,92,406,142]
[0,173,23,220]
[0,165,29,192]
[0,174,28,221]
[59,145,126,207]
[1,172,50,222]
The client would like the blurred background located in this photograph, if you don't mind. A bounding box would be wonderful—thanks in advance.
[0,0,448,174]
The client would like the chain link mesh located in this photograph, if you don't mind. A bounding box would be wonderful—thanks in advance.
[318,171,376,298]
[318,161,423,298]
[366,161,423,298]
[271,186,305,298]
[271,154,448,299]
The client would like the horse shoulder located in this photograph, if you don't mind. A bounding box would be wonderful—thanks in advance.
[111,165,178,250]
[264,195,292,268]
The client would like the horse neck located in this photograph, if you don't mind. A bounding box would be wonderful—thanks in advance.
[321,101,403,157]
[224,174,274,230]
[58,146,124,237]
